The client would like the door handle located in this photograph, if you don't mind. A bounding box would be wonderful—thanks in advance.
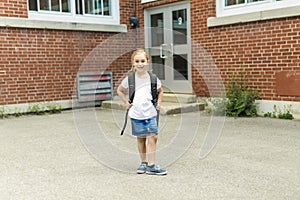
[160,44,167,59]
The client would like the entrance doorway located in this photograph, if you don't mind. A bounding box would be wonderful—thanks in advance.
[144,2,191,93]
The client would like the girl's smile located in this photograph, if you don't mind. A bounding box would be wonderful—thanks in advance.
[133,53,148,74]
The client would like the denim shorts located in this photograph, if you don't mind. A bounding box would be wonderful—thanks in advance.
[131,117,158,137]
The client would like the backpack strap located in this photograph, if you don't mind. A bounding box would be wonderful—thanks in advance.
[128,71,158,106]
[149,72,158,106]
[128,71,135,104]
[121,71,135,136]
[149,72,160,126]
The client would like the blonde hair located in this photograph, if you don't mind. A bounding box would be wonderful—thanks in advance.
[131,48,149,71]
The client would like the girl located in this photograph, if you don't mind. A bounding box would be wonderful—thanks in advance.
[117,49,167,175]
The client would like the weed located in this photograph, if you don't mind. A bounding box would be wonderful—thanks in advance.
[0,106,8,119]
[46,102,62,114]
[13,108,23,117]
[226,70,260,117]
[264,105,294,120]
[27,103,45,115]
[207,97,227,116]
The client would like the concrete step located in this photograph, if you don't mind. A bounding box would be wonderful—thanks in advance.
[159,102,205,115]
[101,100,205,115]
[163,93,198,103]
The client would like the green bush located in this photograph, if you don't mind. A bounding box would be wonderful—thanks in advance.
[225,70,260,117]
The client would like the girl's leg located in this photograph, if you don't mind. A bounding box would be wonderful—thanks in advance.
[146,133,158,166]
[137,137,147,162]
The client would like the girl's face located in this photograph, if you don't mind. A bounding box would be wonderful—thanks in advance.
[133,52,148,73]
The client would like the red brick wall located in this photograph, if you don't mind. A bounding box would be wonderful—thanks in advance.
[1,0,299,106]
[0,0,140,105]
[191,0,300,101]
[0,0,27,18]
[0,28,117,104]
[120,0,136,27]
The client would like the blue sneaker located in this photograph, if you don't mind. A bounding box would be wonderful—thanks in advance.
[146,165,167,175]
[136,163,147,174]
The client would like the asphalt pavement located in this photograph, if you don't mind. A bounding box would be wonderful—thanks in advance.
[0,107,299,200]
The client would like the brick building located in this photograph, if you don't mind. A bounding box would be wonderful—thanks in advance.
[0,0,299,118]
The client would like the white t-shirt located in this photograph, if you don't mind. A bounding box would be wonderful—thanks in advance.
[121,73,161,120]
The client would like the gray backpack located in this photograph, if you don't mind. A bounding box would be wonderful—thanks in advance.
[120,71,158,135]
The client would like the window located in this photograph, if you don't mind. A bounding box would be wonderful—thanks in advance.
[28,0,119,25]
[217,0,300,17]
[29,0,71,12]
[225,0,268,7]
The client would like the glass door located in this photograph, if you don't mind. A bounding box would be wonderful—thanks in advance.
[145,2,191,93]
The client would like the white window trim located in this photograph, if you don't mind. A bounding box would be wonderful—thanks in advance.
[141,0,156,3]
[28,0,120,25]
[217,0,300,17]
[208,5,300,27]
[0,16,127,32]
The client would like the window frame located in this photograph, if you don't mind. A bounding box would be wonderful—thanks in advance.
[28,0,120,25]
[217,0,300,17]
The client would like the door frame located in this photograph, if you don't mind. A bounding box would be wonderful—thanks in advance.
[144,1,192,93]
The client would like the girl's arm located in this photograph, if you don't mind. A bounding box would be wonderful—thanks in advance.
[117,85,131,109]
[156,87,163,110]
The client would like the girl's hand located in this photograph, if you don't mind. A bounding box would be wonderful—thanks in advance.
[126,102,132,110]
[156,103,161,110]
